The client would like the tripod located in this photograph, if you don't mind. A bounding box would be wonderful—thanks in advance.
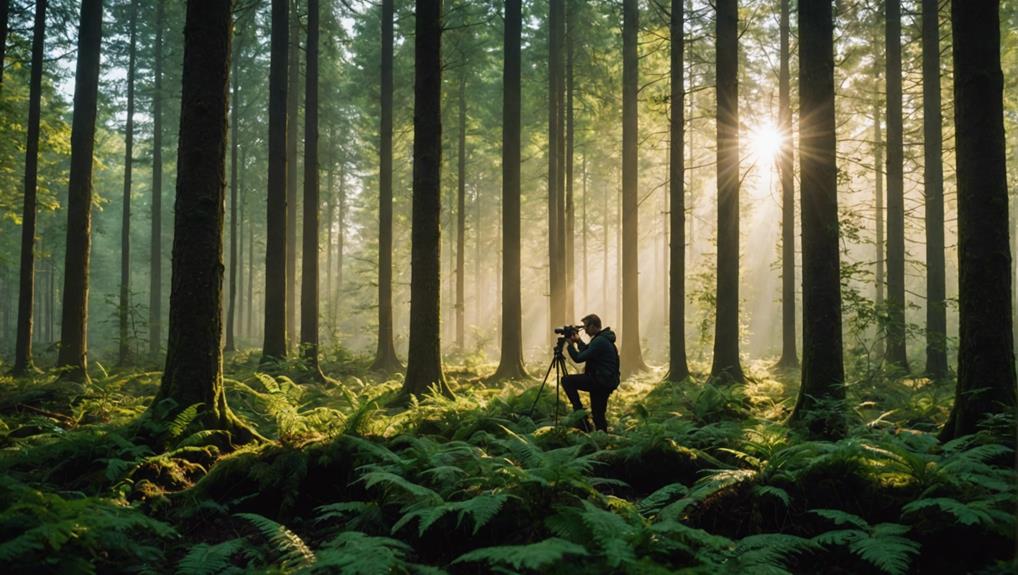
[527,338,570,425]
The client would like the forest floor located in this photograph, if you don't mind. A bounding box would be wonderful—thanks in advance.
[0,349,1015,574]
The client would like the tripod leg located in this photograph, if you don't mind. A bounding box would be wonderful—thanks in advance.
[527,357,559,419]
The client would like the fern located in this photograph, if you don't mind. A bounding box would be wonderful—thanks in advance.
[168,403,203,439]
[392,493,510,537]
[811,509,919,575]
[453,537,588,571]
[302,531,414,575]
[235,512,315,570]
[177,538,251,575]
[902,496,1015,533]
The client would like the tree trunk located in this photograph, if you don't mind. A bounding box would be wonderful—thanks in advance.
[456,75,466,352]
[666,0,689,382]
[565,1,575,323]
[246,157,255,339]
[336,161,345,324]
[884,0,908,370]
[620,0,646,376]
[57,0,103,382]
[371,0,402,372]
[150,0,164,361]
[711,0,743,382]
[547,0,563,336]
[790,0,845,439]
[227,17,242,352]
[13,0,47,375]
[118,0,139,365]
[238,146,246,343]
[285,0,300,353]
[400,0,450,399]
[940,0,1016,441]
[151,0,255,443]
[922,0,948,379]
[299,0,323,376]
[262,0,289,363]
[776,0,798,369]
[491,0,528,382]
[874,87,884,357]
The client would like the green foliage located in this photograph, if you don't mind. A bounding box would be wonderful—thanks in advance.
[811,509,920,575]
[235,512,316,570]
[453,537,589,571]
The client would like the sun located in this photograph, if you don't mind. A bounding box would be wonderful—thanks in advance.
[748,121,784,166]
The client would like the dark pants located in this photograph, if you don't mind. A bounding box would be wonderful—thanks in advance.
[561,373,613,431]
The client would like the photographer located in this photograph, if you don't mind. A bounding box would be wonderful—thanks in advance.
[563,314,620,432]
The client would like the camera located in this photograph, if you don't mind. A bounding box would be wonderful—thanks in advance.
[554,325,583,338]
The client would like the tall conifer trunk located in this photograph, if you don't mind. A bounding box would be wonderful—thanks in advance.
[400,0,450,399]
[151,0,255,443]
[940,0,1016,441]
[371,0,402,372]
[922,0,948,378]
[711,0,744,382]
[13,0,47,375]
[299,0,323,377]
[491,0,529,382]
[57,0,104,382]
[790,0,845,439]
[620,0,646,376]
[118,0,138,365]
[262,0,289,363]
[666,0,689,382]
[150,0,165,361]
[885,0,909,370]
[285,0,300,352]
[776,0,798,369]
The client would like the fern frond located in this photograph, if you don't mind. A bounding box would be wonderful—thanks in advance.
[177,538,249,575]
[453,537,588,570]
[168,403,203,439]
[305,531,411,575]
[234,512,315,569]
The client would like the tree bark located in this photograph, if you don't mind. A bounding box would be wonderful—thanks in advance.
[371,0,402,372]
[456,74,466,352]
[790,0,845,439]
[884,0,908,370]
[491,0,528,382]
[547,0,564,335]
[565,0,575,323]
[262,0,289,363]
[151,0,255,443]
[227,15,242,352]
[57,0,103,382]
[119,0,139,365]
[13,0,47,375]
[620,0,646,377]
[666,0,689,382]
[299,0,323,377]
[711,0,744,382]
[922,0,948,379]
[0,0,8,87]
[285,0,300,353]
[150,0,165,361]
[776,0,798,369]
[400,0,450,399]
[940,0,1016,441]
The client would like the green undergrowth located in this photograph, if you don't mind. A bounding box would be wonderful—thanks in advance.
[0,352,1013,574]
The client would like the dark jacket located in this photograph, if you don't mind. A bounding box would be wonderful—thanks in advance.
[567,328,621,390]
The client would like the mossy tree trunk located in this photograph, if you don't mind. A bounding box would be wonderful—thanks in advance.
[57,0,103,383]
[118,0,138,366]
[152,0,254,441]
[150,0,165,361]
[401,0,451,400]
